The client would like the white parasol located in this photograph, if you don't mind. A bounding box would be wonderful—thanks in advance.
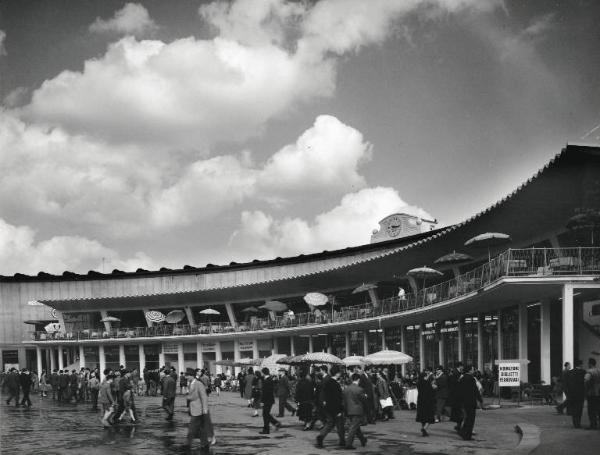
[365,349,413,365]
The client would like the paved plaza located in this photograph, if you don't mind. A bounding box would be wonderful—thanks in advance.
[2,391,600,455]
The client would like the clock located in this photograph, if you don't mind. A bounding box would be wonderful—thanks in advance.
[386,215,403,237]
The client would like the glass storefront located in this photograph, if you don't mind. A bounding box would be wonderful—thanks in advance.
[442,320,460,367]
[462,316,478,367]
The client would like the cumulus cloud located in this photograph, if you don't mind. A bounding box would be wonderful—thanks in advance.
[0,29,6,56]
[89,3,158,36]
[228,187,433,261]
[0,218,156,275]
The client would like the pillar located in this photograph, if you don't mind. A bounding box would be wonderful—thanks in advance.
[225,303,238,328]
[184,306,196,328]
[139,344,146,373]
[457,319,464,362]
[159,350,165,368]
[215,341,223,375]
[58,345,64,370]
[419,325,425,371]
[272,338,278,355]
[177,342,185,375]
[252,339,259,360]
[540,300,552,384]
[438,331,444,367]
[345,332,350,357]
[79,345,85,369]
[363,330,369,355]
[119,344,126,368]
[518,303,529,383]
[50,347,56,371]
[400,325,407,376]
[562,284,574,368]
[99,345,106,376]
[381,328,386,350]
[100,310,112,332]
[36,346,43,376]
[290,336,296,356]
[234,339,241,375]
[477,315,484,372]
[497,310,503,362]
[309,335,314,353]
[196,341,204,370]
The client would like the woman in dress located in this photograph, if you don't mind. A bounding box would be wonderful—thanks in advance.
[294,370,315,430]
[416,368,437,436]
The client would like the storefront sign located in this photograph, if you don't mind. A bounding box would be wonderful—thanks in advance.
[202,343,216,352]
[498,362,520,386]
[239,341,254,351]
[162,344,179,354]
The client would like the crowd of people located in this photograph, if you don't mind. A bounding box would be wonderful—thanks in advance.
[554,358,600,429]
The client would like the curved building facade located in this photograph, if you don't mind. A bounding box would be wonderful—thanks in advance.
[2,144,600,384]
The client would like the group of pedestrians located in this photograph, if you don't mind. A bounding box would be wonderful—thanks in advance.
[555,358,600,429]
[3,367,34,407]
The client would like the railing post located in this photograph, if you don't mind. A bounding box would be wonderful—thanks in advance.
[579,247,583,274]
[506,249,511,276]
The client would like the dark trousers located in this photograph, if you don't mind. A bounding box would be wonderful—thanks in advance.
[20,389,32,407]
[188,415,209,448]
[569,399,584,428]
[163,396,175,416]
[587,396,600,428]
[345,415,366,448]
[278,395,296,416]
[460,406,476,440]
[262,403,280,433]
[6,388,19,405]
[318,411,345,445]
[91,389,99,410]
[365,401,375,423]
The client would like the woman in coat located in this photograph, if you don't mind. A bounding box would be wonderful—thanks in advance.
[251,370,263,417]
[294,370,315,430]
[416,369,437,436]
[244,368,256,407]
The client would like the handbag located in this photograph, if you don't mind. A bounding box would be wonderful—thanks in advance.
[379,397,393,409]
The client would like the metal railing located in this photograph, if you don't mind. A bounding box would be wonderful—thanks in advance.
[31,247,600,342]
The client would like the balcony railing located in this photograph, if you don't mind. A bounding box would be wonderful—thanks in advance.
[31,247,600,342]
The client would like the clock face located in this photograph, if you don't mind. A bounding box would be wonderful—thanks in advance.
[386,215,403,237]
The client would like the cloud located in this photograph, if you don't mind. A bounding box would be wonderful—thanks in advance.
[228,187,433,261]
[0,29,6,56]
[89,3,158,36]
[0,218,156,275]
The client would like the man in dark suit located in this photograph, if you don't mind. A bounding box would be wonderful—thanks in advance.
[566,359,587,428]
[343,373,368,449]
[58,369,69,402]
[276,369,297,417]
[5,368,20,406]
[358,365,375,424]
[162,370,177,420]
[316,365,345,448]
[19,368,33,407]
[457,365,483,440]
[259,367,281,434]
[448,362,464,432]
[556,362,571,414]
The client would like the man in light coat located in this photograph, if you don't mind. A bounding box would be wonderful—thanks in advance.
[187,368,210,450]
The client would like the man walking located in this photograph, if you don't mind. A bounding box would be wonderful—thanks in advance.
[316,365,345,448]
[5,368,20,406]
[50,369,59,400]
[434,366,449,422]
[259,367,281,434]
[457,365,483,440]
[163,369,177,421]
[584,358,600,429]
[276,369,296,417]
[19,368,33,407]
[186,368,210,451]
[566,359,586,428]
[556,362,571,414]
[343,373,368,449]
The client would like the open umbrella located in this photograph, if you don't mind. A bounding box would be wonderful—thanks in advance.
[235,358,261,367]
[465,232,511,261]
[276,355,307,366]
[299,352,344,365]
[407,266,443,305]
[166,310,185,324]
[566,209,600,244]
[259,301,288,312]
[304,292,329,307]
[241,306,259,313]
[199,308,220,324]
[434,251,473,278]
[215,359,236,367]
[365,349,413,365]
[44,322,61,333]
[145,310,166,323]
[352,283,379,308]
[342,355,373,367]
[100,316,120,323]
[261,354,290,374]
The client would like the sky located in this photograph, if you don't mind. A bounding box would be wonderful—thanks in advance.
[0,0,599,275]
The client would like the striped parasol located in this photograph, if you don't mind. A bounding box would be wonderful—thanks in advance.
[145,310,166,323]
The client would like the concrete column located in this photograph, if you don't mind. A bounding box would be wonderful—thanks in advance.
[345,332,351,357]
[381,328,386,350]
[458,319,464,362]
[272,338,278,355]
[79,345,86,369]
[438,332,444,367]
[36,346,43,376]
[497,310,503,361]
[215,341,223,375]
[98,345,106,376]
[119,344,126,368]
[158,350,165,368]
[290,336,296,356]
[518,303,529,383]
[138,345,146,373]
[234,339,241,375]
[55,311,66,334]
[419,325,425,371]
[562,284,574,368]
[100,310,112,332]
[50,347,56,371]
[477,315,484,372]
[400,325,407,376]
[252,339,259,360]
[196,341,204,370]
[308,336,314,353]
[58,345,64,370]
[225,303,238,328]
[185,306,196,328]
[363,330,369,355]
[177,343,185,375]
[540,301,552,384]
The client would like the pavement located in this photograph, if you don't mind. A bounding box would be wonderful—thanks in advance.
[1,391,599,455]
